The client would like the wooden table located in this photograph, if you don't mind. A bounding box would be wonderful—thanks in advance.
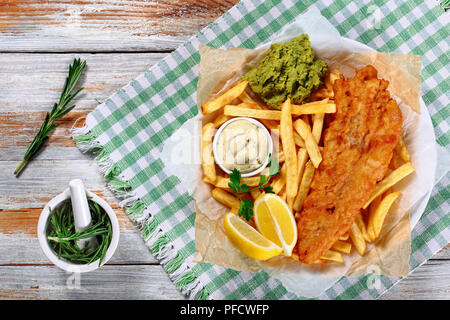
[0,1,448,300]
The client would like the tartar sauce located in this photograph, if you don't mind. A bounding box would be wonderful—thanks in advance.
[216,119,269,173]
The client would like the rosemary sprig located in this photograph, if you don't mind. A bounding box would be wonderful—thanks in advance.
[14,58,87,175]
[228,154,280,221]
[47,198,112,266]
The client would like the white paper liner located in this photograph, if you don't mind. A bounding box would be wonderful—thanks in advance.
[160,7,439,298]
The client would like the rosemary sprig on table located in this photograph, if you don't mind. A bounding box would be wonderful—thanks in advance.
[14,58,87,175]
[228,154,280,221]
[47,198,112,266]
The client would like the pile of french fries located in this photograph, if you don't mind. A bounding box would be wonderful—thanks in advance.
[201,70,415,264]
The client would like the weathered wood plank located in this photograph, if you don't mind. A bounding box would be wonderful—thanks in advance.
[0,53,166,160]
[0,159,159,264]
[0,209,156,265]
[0,160,116,208]
[1,155,448,298]
[0,53,167,113]
[0,52,175,270]
[0,265,186,299]
[0,14,447,298]
[0,260,448,300]
[432,243,449,260]
[0,0,238,52]
[379,259,450,300]
[0,232,157,265]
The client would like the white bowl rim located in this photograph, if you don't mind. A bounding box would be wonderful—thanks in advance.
[212,117,274,177]
[37,188,120,273]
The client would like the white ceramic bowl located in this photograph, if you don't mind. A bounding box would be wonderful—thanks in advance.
[37,188,120,273]
[212,117,274,177]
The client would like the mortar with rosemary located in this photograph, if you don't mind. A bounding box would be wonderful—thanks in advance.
[38,188,120,273]
[47,198,112,265]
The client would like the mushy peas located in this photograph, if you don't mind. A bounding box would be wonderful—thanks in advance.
[216,119,269,174]
[242,34,328,109]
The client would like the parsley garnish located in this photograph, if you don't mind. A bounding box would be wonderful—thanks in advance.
[228,154,280,221]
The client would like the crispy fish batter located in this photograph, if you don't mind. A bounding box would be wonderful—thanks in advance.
[296,66,402,264]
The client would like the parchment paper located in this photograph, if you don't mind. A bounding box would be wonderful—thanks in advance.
[160,7,437,298]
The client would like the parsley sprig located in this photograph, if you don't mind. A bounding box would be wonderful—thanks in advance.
[228,154,280,221]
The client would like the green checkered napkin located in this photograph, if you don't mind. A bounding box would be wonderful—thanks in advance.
[73,0,449,299]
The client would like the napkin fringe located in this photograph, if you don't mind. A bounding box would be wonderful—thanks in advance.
[72,130,99,153]
[72,125,210,300]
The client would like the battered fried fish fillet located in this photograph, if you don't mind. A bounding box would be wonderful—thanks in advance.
[296,65,402,264]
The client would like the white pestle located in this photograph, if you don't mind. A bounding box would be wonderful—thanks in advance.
[69,179,98,250]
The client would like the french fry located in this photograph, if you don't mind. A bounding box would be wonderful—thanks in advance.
[287,196,294,212]
[339,233,349,241]
[236,102,259,109]
[294,98,328,107]
[363,162,414,209]
[296,148,309,187]
[395,136,411,162]
[367,191,401,240]
[291,102,336,115]
[213,113,232,128]
[312,113,325,144]
[202,81,248,114]
[203,175,262,189]
[329,69,342,84]
[224,102,336,121]
[224,105,281,120]
[293,118,322,168]
[278,150,285,163]
[239,90,258,105]
[355,213,371,242]
[324,70,341,92]
[211,188,240,209]
[389,152,403,170]
[279,187,287,202]
[271,163,287,194]
[300,114,310,128]
[321,250,344,263]
[350,223,366,256]
[201,123,216,182]
[367,195,382,241]
[312,259,327,264]
[293,132,306,148]
[250,189,262,201]
[293,161,315,211]
[249,103,280,130]
[310,87,333,100]
[324,74,333,91]
[332,240,352,254]
[280,98,298,199]
[260,120,279,131]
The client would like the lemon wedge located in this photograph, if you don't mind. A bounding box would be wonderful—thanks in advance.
[224,212,282,260]
[254,193,298,256]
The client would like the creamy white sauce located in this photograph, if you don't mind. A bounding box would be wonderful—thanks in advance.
[216,119,269,173]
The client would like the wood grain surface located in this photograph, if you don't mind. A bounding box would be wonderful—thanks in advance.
[0,0,448,300]
[1,0,238,52]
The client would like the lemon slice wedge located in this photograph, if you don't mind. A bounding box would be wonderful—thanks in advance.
[224,212,282,261]
[254,193,298,256]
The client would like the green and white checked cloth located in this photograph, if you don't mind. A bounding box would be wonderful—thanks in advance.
[73,0,449,299]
